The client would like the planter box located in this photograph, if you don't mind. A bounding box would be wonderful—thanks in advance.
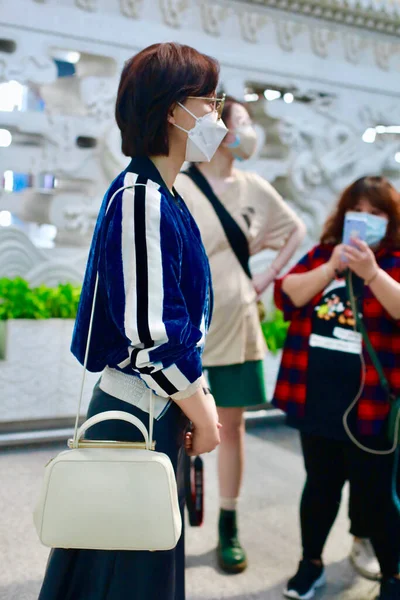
[0,319,98,425]
[0,320,284,426]
[264,350,283,403]
[0,320,6,360]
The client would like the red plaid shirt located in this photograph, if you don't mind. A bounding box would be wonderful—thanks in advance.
[273,244,400,436]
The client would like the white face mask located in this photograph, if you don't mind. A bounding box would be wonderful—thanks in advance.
[225,125,258,161]
[347,211,388,247]
[174,103,228,162]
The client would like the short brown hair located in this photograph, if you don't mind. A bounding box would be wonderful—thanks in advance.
[221,95,251,125]
[115,43,219,157]
[321,176,400,250]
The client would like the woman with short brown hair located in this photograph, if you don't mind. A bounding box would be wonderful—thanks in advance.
[273,176,400,600]
[38,42,226,600]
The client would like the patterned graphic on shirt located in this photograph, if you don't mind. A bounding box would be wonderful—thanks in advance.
[310,279,362,355]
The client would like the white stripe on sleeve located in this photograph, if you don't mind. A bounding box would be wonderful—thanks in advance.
[162,363,192,391]
[121,172,140,346]
[144,186,168,348]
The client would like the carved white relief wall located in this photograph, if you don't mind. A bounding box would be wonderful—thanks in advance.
[0,0,399,282]
[245,86,400,245]
[0,227,87,284]
[1,0,400,426]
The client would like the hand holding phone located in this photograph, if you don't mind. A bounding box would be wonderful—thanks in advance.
[342,213,367,262]
[343,213,367,247]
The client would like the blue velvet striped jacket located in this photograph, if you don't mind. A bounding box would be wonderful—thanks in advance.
[71,157,213,401]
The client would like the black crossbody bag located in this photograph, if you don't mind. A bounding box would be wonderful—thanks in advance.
[182,164,266,321]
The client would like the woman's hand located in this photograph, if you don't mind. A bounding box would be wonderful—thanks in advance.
[185,420,222,456]
[180,389,221,456]
[327,244,347,275]
[173,382,221,456]
[342,239,378,282]
[253,270,276,298]
[281,244,347,308]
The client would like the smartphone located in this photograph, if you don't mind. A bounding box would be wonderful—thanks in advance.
[343,212,367,247]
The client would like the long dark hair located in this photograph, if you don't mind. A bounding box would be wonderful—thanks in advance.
[321,176,400,250]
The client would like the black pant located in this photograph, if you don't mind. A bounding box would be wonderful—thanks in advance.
[349,486,371,539]
[300,432,400,577]
[349,455,400,539]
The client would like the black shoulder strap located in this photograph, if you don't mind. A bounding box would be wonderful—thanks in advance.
[183,164,251,280]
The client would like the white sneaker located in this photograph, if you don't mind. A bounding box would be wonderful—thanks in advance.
[349,538,381,581]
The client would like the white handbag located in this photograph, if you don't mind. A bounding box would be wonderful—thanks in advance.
[33,184,182,552]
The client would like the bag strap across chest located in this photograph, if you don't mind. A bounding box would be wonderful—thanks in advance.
[182,165,252,280]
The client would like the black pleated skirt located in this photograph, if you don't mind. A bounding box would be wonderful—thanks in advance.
[38,383,188,600]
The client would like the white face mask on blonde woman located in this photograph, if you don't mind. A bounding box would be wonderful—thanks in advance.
[225,125,258,161]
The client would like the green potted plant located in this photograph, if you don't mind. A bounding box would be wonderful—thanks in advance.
[0,277,81,321]
[259,308,290,403]
[261,308,290,355]
[0,278,100,427]
[0,277,81,358]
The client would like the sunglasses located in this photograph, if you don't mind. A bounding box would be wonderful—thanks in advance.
[186,94,226,120]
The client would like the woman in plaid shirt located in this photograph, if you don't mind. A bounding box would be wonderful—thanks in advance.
[273,176,400,600]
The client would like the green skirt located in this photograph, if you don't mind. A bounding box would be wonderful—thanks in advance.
[206,360,267,408]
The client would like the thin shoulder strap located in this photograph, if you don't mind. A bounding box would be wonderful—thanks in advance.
[346,271,392,397]
[182,165,252,280]
[72,183,155,447]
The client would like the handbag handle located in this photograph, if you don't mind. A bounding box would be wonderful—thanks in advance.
[72,410,150,449]
[72,184,156,448]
